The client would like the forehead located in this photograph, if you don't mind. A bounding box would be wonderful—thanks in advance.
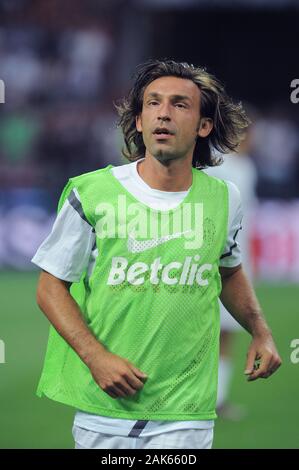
[143,76,200,103]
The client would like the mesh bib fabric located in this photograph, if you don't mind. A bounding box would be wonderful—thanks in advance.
[37,164,228,420]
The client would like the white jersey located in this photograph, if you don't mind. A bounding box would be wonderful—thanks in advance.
[32,158,243,437]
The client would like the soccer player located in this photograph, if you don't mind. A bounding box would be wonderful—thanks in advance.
[32,60,282,450]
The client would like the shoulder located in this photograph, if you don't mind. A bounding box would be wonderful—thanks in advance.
[196,167,228,189]
[198,169,237,203]
[201,170,242,220]
[205,167,241,202]
[217,179,242,220]
[58,164,115,224]
[70,164,114,187]
[222,180,243,228]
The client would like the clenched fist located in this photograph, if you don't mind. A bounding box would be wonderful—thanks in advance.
[88,350,148,399]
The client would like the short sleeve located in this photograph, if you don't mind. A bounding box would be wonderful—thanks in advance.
[31,183,95,282]
[219,181,243,268]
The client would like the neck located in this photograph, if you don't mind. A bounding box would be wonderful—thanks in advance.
[137,154,193,192]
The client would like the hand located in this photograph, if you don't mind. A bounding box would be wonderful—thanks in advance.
[88,350,148,399]
[244,333,282,381]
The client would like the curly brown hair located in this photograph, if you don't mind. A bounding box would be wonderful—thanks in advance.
[116,59,250,168]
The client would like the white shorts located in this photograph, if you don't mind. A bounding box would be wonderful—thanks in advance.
[72,425,214,449]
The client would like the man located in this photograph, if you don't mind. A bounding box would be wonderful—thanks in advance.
[32,60,282,450]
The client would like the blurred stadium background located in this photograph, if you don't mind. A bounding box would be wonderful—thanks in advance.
[0,0,298,449]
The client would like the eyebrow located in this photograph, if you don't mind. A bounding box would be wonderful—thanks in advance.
[146,92,192,102]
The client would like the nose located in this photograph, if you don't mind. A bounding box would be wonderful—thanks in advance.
[158,101,171,122]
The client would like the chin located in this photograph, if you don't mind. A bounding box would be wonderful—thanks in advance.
[152,149,178,165]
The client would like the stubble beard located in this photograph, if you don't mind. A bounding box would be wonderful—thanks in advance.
[151,145,184,167]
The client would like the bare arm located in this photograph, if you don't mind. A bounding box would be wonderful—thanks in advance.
[219,264,282,381]
[37,270,105,365]
[36,270,148,398]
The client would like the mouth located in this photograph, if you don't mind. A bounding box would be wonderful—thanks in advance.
[153,128,175,140]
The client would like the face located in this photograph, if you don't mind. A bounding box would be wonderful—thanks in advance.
[136,76,213,164]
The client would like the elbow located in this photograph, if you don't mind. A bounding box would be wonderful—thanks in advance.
[36,270,54,310]
[36,271,71,310]
[36,275,47,310]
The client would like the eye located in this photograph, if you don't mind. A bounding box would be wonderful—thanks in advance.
[175,103,187,109]
[148,100,159,106]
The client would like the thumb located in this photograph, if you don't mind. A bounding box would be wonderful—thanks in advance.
[244,348,256,375]
[132,367,148,379]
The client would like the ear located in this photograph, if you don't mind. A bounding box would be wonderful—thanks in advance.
[136,115,142,133]
[197,118,213,138]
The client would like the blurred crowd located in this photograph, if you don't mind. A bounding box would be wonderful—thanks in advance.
[0,0,298,275]
[0,1,127,210]
[0,1,299,209]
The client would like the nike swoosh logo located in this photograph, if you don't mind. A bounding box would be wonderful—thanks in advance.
[127,230,193,253]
